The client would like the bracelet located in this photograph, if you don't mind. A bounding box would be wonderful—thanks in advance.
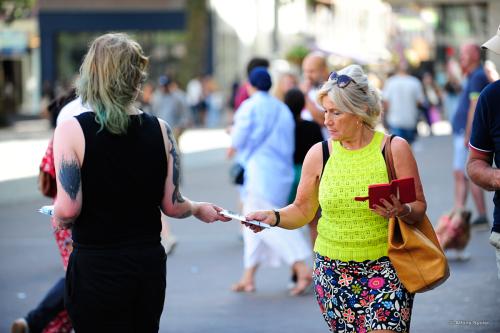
[272,209,281,227]
[397,204,412,218]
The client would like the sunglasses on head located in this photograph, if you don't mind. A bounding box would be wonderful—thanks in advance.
[328,71,366,93]
[328,72,357,88]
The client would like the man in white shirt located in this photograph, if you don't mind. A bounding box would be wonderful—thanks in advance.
[383,63,425,144]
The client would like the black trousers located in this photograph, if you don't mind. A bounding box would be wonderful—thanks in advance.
[26,277,65,333]
[65,242,166,333]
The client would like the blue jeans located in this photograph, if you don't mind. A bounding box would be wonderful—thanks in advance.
[389,127,417,145]
[26,277,65,333]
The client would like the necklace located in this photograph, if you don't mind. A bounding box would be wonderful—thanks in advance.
[340,141,353,150]
[340,130,374,150]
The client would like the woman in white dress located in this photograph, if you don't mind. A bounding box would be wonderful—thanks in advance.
[230,67,312,295]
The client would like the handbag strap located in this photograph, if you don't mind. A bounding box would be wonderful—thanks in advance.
[384,134,397,181]
[319,140,334,181]
[321,140,330,174]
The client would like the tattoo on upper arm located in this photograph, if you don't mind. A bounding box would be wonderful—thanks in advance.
[166,124,185,204]
[59,155,81,200]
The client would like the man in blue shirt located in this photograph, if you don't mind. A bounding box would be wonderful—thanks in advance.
[452,43,490,228]
[467,25,500,279]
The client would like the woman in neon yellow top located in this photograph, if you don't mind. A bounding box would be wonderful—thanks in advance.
[245,64,427,333]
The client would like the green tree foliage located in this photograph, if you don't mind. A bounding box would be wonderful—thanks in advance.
[286,45,311,66]
[179,0,208,86]
[0,0,36,23]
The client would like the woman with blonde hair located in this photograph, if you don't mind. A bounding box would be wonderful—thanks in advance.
[244,64,427,332]
[52,33,229,332]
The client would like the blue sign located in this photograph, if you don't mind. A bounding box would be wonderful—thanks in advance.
[0,29,28,55]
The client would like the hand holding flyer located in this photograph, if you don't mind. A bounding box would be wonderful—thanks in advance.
[219,209,271,229]
[38,205,55,217]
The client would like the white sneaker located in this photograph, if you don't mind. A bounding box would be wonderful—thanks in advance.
[489,232,500,279]
[447,249,470,261]
[489,231,500,249]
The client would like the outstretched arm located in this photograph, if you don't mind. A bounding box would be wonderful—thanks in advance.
[158,119,230,223]
[245,142,323,231]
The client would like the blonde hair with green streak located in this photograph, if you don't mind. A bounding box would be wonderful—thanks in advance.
[77,33,148,135]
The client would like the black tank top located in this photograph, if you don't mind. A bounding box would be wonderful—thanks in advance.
[73,112,167,246]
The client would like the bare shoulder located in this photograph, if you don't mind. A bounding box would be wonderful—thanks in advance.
[391,136,415,161]
[307,141,325,160]
[390,135,413,156]
[157,118,173,135]
[53,118,85,163]
[157,118,167,132]
[156,118,173,151]
[54,118,82,141]
[303,141,326,175]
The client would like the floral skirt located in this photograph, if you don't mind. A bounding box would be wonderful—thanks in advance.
[313,253,414,333]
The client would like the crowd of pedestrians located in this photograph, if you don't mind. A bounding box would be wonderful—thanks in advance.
[10,24,500,332]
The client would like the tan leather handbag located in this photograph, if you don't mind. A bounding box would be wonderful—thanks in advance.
[385,135,449,293]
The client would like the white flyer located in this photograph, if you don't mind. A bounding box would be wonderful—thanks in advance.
[219,210,271,229]
[38,205,54,217]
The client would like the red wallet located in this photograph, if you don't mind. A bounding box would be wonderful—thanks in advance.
[355,177,416,209]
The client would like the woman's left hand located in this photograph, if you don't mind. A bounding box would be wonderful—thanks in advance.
[371,195,405,219]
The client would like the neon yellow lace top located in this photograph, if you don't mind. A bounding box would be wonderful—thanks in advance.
[314,131,389,262]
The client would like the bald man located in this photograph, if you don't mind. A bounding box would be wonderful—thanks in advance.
[301,52,330,130]
[451,43,490,228]
[297,52,330,248]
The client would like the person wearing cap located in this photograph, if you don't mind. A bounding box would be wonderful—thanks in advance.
[467,24,500,279]
[233,57,270,111]
[229,67,312,295]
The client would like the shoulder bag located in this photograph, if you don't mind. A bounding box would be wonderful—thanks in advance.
[384,135,449,293]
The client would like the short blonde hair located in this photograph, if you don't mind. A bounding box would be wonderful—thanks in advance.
[77,33,148,134]
[317,64,382,129]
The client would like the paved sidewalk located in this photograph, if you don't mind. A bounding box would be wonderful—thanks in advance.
[1,131,499,332]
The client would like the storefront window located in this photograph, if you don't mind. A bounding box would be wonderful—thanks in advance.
[435,4,487,62]
[56,30,187,88]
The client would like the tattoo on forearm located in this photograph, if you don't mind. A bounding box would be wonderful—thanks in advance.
[59,155,81,200]
[178,209,192,218]
[166,124,185,204]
